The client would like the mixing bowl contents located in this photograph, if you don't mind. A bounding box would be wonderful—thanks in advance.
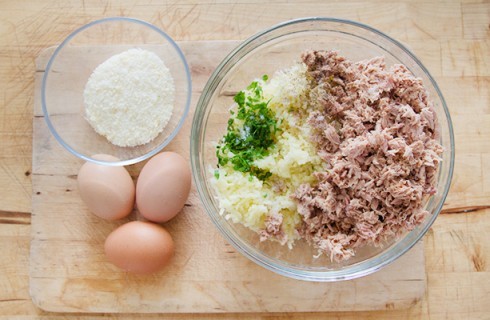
[83,48,175,147]
[211,50,443,262]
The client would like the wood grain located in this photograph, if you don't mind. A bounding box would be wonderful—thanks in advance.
[30,42,426,314]
[0,0,489,319]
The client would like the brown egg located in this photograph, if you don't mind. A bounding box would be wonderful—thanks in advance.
[104,221,174,274]
[136,152,191,222]
[77,154,135,220]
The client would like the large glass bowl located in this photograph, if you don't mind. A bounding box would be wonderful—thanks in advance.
[42,17,191,166]
[191,17,454,281]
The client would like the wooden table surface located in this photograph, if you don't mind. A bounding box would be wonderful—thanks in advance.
[0,0,488,319]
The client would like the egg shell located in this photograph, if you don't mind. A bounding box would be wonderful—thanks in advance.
[104,221,174,274]
[136,152,191,222]
[77,154,135,220]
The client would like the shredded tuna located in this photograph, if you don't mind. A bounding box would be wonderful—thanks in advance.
[260,211,288,245]
[294,50,443,262]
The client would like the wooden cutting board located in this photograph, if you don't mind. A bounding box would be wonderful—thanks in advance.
[30,41,426,313]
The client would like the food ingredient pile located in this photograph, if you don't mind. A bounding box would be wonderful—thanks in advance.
[211,50,443,261]
[84,48,174,147]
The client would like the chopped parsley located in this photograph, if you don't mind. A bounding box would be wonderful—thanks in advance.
[216,75,277,181]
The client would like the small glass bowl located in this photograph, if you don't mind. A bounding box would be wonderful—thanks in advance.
[191,17,455,281]
[42,17,191,166]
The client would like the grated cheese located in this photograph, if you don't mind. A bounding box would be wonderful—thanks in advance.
[83,48,175,147]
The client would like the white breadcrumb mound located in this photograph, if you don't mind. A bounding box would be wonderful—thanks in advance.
[83,48,175,147]
[210,63,324,248]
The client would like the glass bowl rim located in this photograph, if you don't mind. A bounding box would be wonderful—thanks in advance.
[191,16,455,281]
[41,16,192,167]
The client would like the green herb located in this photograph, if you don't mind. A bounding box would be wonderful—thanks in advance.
[217,76,276,180]
[214,169,220,180]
